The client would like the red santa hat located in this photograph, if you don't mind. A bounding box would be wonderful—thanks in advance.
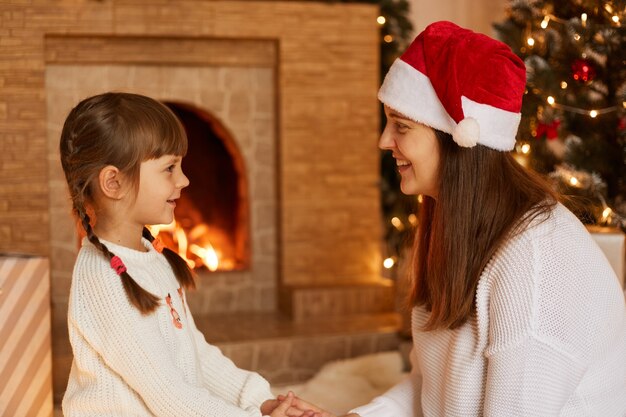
[378,21,527,151]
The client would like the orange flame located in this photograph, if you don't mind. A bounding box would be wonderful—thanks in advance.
[149,218,221,271]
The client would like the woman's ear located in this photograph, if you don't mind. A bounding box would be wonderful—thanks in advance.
[98,165,127,199]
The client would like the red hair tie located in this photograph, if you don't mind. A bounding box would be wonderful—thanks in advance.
[110,256,127,275]
[152,238,164,253]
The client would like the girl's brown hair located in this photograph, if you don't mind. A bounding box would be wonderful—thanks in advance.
[411,130,558,330]
[59,92,195,314]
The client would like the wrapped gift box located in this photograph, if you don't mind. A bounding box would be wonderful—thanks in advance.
[0,255,53,417]
[587,226,625,289]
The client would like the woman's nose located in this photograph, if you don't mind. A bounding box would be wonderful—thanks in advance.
[378,125,395,150]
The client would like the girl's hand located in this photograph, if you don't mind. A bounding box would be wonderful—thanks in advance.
[261,391,324,417]
[269,392,304,417]
[261,398,283,415]
[262,392,311,416]
[276,394,336,417]
[268,391,293,416]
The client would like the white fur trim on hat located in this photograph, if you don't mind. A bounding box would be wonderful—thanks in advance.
[460,96,520,151]
[378,59,456,133]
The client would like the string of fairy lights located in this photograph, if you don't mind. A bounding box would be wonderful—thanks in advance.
[523,5,625,118]
[513,4,626,231]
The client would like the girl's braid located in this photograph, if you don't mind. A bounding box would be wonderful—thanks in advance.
[142,227,196,291]
[75,202,160,313]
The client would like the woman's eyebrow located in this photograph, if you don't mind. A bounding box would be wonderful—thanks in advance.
[388,111,412,122]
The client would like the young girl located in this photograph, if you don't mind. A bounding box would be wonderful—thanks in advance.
[289,21,626,416]
[59,92,297,416]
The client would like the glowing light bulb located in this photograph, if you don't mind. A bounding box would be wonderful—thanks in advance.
[377,16,386,25]
[560,81,568,89]
[602,207,613,221]
[408,214,418,226]
[383,257,395,269]
[569,177,579,186]
[612,15,619,23]
[574,33,581,41]
[521,143,531,154]
[527,37,535,46]
[417,194,424,203]
[383,35,393,43]
[547,96,555,105]
[391,216,404,230]
[589,110,598,118]
[541,16,550,29]
[581,13,587,26]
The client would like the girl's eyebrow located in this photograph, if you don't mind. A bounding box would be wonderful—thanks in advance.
[165,156,182,165]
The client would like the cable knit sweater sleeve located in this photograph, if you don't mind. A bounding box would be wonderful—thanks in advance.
[349,370,423,417]
[67,248,266,417]
[184,297,273,409]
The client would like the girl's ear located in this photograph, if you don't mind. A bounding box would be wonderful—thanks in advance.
[98,165,127,199]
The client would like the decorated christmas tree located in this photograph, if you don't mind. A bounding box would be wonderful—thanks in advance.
[494,0,626,231]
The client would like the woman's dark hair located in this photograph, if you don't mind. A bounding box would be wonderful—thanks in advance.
[411,130,558,330]
[59,92,195,314]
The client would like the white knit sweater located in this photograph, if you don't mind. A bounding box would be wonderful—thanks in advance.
[62,238,273,417]
[352,203,626,417]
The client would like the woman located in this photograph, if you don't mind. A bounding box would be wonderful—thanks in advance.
[292,21,626,417]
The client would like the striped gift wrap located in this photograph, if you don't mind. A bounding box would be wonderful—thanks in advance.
[0,256,53,417]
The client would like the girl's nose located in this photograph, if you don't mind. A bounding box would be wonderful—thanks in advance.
[178,172,190,189]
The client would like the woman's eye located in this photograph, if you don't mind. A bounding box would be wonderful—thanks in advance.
[395,122,409,132]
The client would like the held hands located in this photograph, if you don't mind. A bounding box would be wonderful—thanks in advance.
[264,393,359,417]
[260,392,299,417]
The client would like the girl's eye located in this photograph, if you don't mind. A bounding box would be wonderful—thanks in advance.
[166,165,176,172]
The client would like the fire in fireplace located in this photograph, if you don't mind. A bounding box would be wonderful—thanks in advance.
[148,102,250,272]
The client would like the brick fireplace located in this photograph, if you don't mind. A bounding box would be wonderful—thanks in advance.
[46,49,280,316]
[0,0,399,404]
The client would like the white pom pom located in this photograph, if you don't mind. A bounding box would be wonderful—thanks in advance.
[453,117,480,148]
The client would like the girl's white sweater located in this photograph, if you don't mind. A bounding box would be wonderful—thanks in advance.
[62,238,273,416]
[352,204,626,416]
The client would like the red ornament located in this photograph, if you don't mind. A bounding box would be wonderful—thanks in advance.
[571,59,596,82]
[536,119,561,140]
[618,117,626,131]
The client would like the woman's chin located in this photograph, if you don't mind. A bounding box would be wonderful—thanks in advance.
[400,182,418,196]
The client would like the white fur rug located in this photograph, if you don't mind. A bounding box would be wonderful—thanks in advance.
[272,351,407,415]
